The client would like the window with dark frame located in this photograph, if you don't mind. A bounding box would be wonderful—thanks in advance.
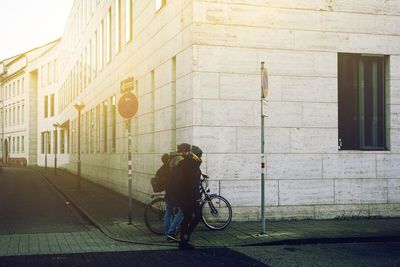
[338,53,387,150]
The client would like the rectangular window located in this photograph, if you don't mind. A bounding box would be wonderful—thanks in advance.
[111,95,116,152]
[103,100,108,152]
[338,53,387,150]
[54,130,57,154]
[90,109,94,153]
[22,78,24,93]
[44,95,48,118]
[47,132,51,154]
[99,21,104,70]
[125,0,132,43]
[106,8,111,63]
[115,0,121,54]
[48,62,52,85]
[50,94,55,117]
[93,31,97,77]
[12,137,15,152]
[85,112,89,153]
[17,80,20,95]
[17,105,20,124]
[17,136,20,153]
[21,104,24,123]
[54,59,58,82]
[21,136,24,152]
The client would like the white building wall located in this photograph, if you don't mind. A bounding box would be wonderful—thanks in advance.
[189,0,400,220]
[48,0,400,220]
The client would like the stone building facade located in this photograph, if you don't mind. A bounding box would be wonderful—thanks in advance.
[2,0,399,220]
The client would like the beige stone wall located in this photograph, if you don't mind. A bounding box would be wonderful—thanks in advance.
[190,0,400,220]
[51,0,400,220]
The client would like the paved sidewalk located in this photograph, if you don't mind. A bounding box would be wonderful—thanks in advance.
[35,167,400,248]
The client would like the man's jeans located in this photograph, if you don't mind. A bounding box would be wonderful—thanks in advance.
[164,198,184,236]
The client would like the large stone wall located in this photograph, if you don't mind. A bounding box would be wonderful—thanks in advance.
[188,0,400,220]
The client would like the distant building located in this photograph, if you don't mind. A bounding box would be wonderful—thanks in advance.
[2,0,400,220]
[0,40,59,166]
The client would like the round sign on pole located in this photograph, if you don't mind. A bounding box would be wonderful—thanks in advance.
[118,91,139,119]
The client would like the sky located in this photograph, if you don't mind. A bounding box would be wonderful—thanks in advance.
[0,0,74,61]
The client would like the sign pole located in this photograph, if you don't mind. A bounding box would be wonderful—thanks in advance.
[127,119,133,224]
[260,61,267,234]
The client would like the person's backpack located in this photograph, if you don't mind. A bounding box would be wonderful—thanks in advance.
[151,157,170,193]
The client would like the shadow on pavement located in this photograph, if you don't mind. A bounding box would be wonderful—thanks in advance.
[0,248,268,267]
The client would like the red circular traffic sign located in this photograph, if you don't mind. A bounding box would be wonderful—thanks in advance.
[118,91,139,119]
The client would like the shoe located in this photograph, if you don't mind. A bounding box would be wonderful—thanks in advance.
[166,234,180,242]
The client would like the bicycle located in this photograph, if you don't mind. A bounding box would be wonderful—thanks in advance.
[144,173,232,235]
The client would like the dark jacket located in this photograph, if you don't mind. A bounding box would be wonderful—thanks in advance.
[165,152,185,201]
[175,153,202,207]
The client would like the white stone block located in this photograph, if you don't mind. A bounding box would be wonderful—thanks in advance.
[294,30,347,52]
[138,93,153,115]
[265,128,291,153]
[154,60,172,89]
[377,154,400,179]
[390,79,400,105]
[197,45,258,74]
[391,105,400,129]
[390,56,400,80]
[335,179,387,204]
[390,129,400,153]
[291,128,338,153]
[259,50,315,77]
[313,52,337,77]
[176,48,194,79]
[206,153,260,180]
[388,179,400,203]
[332,0,400,16]
[302,103,338,128]
[369,204,400,217]
[138,134,154,153]
[267,206,315,220]
[193,126,236,153]
[323,154,377,179]
[281,77,337,103]
[315,204,369,219]
[154,84,172,110]
[176,99,202,127]
[347,34,400,55]
[220,73,259,101]
[138,113,154,134]
[220,179,278,207]
[236,127,260,153]
[265,101,302,128]
[202,100,254,127]
[176,73,194,103]
[279,179,334,205]
[267,154,323,179]
[154,107,172,132]
[193,72,220,100]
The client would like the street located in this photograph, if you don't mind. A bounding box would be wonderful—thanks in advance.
[1,167,400,267]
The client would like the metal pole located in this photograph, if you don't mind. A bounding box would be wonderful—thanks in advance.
[127,119,133,224]
[77,109,81,190]
[54,125,58,175]
[45,131,48,169]
[260,61,266,234]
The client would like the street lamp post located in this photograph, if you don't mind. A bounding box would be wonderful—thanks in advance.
[74,102,85,191]
[53,122,59,175]
[45,131,50,169]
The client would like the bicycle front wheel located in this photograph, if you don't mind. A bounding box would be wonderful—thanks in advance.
[201,195,232,230]
[144,197,166,235]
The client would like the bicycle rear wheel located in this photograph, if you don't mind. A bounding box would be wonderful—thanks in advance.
[144,197,166,235]
[201,195,232,230]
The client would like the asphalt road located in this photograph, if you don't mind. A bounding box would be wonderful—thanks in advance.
[0,167,91,234]
[234,242,400,267]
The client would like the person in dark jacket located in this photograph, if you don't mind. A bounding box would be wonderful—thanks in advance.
[176,145,203,250]
[164,143,190,241]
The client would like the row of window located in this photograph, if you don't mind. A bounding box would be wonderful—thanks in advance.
[0,136,25,154]
[40,60,59,88]
[2,77,24,100]
[42,95,117,155]
[2,102,25,127]
[59,0,168,112]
